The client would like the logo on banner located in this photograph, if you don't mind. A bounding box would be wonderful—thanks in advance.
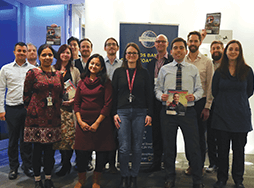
[139,30,157,48]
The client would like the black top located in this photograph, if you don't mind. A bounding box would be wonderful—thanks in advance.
[211,67,253,132]
[74,59,85,74]
[112,67,153,117]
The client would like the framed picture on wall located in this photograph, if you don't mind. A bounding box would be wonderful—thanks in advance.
[46,25,61,45]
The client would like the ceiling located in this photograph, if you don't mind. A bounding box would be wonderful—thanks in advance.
[15,0,85,7]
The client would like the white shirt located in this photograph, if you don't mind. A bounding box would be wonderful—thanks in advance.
[0,61,35,112]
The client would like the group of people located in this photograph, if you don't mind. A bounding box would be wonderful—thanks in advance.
[0,30,253,188]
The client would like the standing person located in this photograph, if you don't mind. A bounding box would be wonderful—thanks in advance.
[185,31,214,175]
[27,43,39,66]
[103,37,122,173]
[205,40,224,173]
[67,36,80,60]
[112,42,153,188]
[212,40,253,188]
[53,44,80,176]
[23,44,64,188]
[74,54,115,188]
[73,38,94,171]
[0,42,34,180]
[145,34,173,173]
[74,38,93,74]
[104,37,122,80]
[155,37,204,188]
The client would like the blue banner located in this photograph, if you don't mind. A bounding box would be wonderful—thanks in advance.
[120,23,178,163]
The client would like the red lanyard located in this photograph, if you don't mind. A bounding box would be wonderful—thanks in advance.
[126,69,137,94]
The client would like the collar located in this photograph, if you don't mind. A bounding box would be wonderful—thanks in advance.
[105,56,119,64]
[172,59,187,67]
[186,52,202,61]
[156,52,169,60]
[13,60,29,67]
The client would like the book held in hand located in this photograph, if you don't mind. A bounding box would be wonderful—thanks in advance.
[166,90,188,116]
[205,12,221,34]
[63,79,76,101]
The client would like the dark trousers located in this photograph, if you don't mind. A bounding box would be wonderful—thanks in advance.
[5,105,32,171]
[185,98,207,168]
[76,150,109,173]
[161,107,202,184]
[151,98,164,165]
[216,130,247,184]
[33,143,55,176]
[206,103,218,167]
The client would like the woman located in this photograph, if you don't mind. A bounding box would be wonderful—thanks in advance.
[112,43,153,188]
[74,54,115,188]
[23,44,64,188]
[212,40,253,188]
[52,44,80,176]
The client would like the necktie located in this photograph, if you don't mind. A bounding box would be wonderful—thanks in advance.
[176,64,182,90]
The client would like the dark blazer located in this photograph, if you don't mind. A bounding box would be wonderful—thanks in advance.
[74,59,85,74]
[147,53,173,90]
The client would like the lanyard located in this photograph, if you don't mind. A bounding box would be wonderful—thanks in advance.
[126,68,137,94]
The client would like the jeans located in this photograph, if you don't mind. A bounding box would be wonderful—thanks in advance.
[117,108,147,177]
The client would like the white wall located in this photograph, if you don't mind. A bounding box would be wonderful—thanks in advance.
[84,0,254,154]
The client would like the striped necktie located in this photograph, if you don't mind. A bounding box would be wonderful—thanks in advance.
[176,63,182,90]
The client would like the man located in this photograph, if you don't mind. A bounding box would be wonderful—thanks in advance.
[155,37,204,188]
[74,38,93,74]
[184,31,214,175]
[0,42,35,180]
[102,37,122,174]
[104,37,122,80]
[27,43,38,66]
[67,36,80,60]
[205,40,224,173]
[145,34,173,172]
[167,93,185,116]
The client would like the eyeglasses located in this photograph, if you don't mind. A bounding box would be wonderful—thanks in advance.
[106,43,117,47]
[155,40,167,44]
[126,52,138,55]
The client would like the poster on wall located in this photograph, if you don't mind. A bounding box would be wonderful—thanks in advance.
[120,22,178,163]
[46,25,61,45]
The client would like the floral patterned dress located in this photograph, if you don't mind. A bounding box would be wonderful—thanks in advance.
[23,67,64,143]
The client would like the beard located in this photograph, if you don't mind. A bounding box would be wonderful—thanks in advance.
[189,45,199,53]
[212,52,222,61]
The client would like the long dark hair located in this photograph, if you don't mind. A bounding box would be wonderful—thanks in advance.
[81,54,108,85]
[218,40,250,81]
[54,44,73,71]
[122,42,143,70]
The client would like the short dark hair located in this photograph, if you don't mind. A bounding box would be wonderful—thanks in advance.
[104,37,119,47]
[67,36,80,46]
[37,44,54,57]
[79,38,93,48]
[210,40,224,50]
[122,42,143,70]
[14,42,27,51]
[187,31,202,42]
[82,54,108,85]
[170,37,187,50]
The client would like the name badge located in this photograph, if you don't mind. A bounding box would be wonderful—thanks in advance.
[47,96,53,106]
